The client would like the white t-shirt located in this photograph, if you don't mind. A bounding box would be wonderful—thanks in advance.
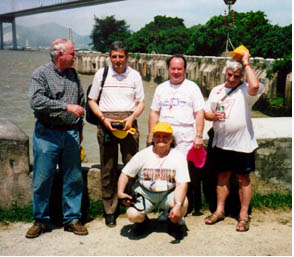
[122,146,190,192]
[150,79,205,156]
[205,82,265,153]
[88,65,144,111]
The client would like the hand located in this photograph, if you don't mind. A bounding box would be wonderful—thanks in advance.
[168,205,182,223]
[118,192,133,207]
[193,137,203,150]
[214,111,225,121]
[241,50,250,66]
[66,104,84,118]
[146,134,153,146]
[103,118,117,131]
[121,115,135,131]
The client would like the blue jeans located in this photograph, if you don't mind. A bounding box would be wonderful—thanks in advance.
[33,122,83,225]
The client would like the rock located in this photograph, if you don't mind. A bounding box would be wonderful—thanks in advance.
[0,119,32,208]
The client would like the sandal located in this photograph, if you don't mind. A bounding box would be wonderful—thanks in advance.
[205,212,225,225]
[236,219,249,232]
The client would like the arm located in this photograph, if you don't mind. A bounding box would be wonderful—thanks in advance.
[88,98,115,131]
[204,110,225,122]
[194,109,204,149]
[169,182,188,223]
[117,172,133,206]
[241,50,259,96]
[122,100,145,130]
[147,109,160,145]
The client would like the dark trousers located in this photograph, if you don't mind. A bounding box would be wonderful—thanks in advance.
[97,112,139,215]
[186,161,203,214]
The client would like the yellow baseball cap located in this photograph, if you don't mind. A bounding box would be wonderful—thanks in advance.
[229,45,249,60]
[152,122,173,134]
[80,146,85,161]
[112,128,136,139]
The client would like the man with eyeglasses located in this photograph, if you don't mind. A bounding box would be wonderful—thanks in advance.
[117,122,190,240]
[204,50,264,232]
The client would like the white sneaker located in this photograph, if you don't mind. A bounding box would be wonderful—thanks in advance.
[157,210,169,222]
[178,217,185,226]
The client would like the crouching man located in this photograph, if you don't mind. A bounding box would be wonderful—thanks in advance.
[117,122,190,240]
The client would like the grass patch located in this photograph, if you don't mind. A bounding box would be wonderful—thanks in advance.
[0,205,33,224]
[0,191,291,224]
[250,192,292,210]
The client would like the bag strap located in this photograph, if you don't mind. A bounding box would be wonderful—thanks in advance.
[97,66,109,105]
[220,82,242,102]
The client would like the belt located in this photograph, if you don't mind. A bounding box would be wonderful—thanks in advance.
[39,122,78,131]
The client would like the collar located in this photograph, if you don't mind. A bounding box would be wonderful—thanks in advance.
[49,61,65,76]
[169,79,185,88]
[110,65,129,77]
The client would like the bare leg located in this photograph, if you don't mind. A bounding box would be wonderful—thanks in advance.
[236,173,252,221]
[205,170,231,224]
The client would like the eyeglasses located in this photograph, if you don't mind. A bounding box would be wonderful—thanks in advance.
[227,73,242,79]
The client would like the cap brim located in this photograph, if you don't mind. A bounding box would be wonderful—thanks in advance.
[112,130,128,139]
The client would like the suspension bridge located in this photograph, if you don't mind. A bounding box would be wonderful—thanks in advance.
[0,0,125,49]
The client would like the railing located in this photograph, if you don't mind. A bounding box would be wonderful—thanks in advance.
[1,0,81,14]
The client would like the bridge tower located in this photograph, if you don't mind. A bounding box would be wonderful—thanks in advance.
[0,0,126,50]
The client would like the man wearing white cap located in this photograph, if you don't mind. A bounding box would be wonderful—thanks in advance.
[118,122,190,240]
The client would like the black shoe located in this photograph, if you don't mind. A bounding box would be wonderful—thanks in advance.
[105,214,116,227]
[192,210,203,216]
[133,216,149,236]
[167,219,184,240]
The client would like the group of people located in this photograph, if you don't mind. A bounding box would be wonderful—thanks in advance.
[26,38,264,240]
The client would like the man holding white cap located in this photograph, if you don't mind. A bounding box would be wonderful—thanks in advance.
[118,122,190,240]
[148,55,205,216]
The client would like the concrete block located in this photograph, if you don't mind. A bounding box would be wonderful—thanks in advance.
[0,119,32,208]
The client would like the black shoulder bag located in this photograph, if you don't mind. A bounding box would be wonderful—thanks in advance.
[85,66,109,125]
[207,83,242,150]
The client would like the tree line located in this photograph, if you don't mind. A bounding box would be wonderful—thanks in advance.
[90,11,291,60]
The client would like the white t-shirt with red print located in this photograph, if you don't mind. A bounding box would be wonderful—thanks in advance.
[205,82,265,153]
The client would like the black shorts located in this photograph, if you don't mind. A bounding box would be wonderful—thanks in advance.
[212,147,255,174]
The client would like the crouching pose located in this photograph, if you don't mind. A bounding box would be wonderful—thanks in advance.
[117,122,190,240]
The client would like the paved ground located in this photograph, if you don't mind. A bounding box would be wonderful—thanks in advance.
[0,209,291,256]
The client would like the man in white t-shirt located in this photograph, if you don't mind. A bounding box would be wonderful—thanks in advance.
[148,55,205,216]
[88,41,145,227]
[204,50,264,232]
[118,122,190,240]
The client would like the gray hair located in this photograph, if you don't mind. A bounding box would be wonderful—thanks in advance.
[109,41,128,55]
[225,59,243,72]
[50,38,69,60]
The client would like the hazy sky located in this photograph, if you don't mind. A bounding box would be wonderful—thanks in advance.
[2,0,293,35]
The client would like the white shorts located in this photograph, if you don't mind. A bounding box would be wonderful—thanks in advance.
[172,125,195,157]
[131,185,175,213]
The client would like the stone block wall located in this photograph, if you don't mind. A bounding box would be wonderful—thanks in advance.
[255,138,292,189]
[74,51,292,105]
[0,119,32,208]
